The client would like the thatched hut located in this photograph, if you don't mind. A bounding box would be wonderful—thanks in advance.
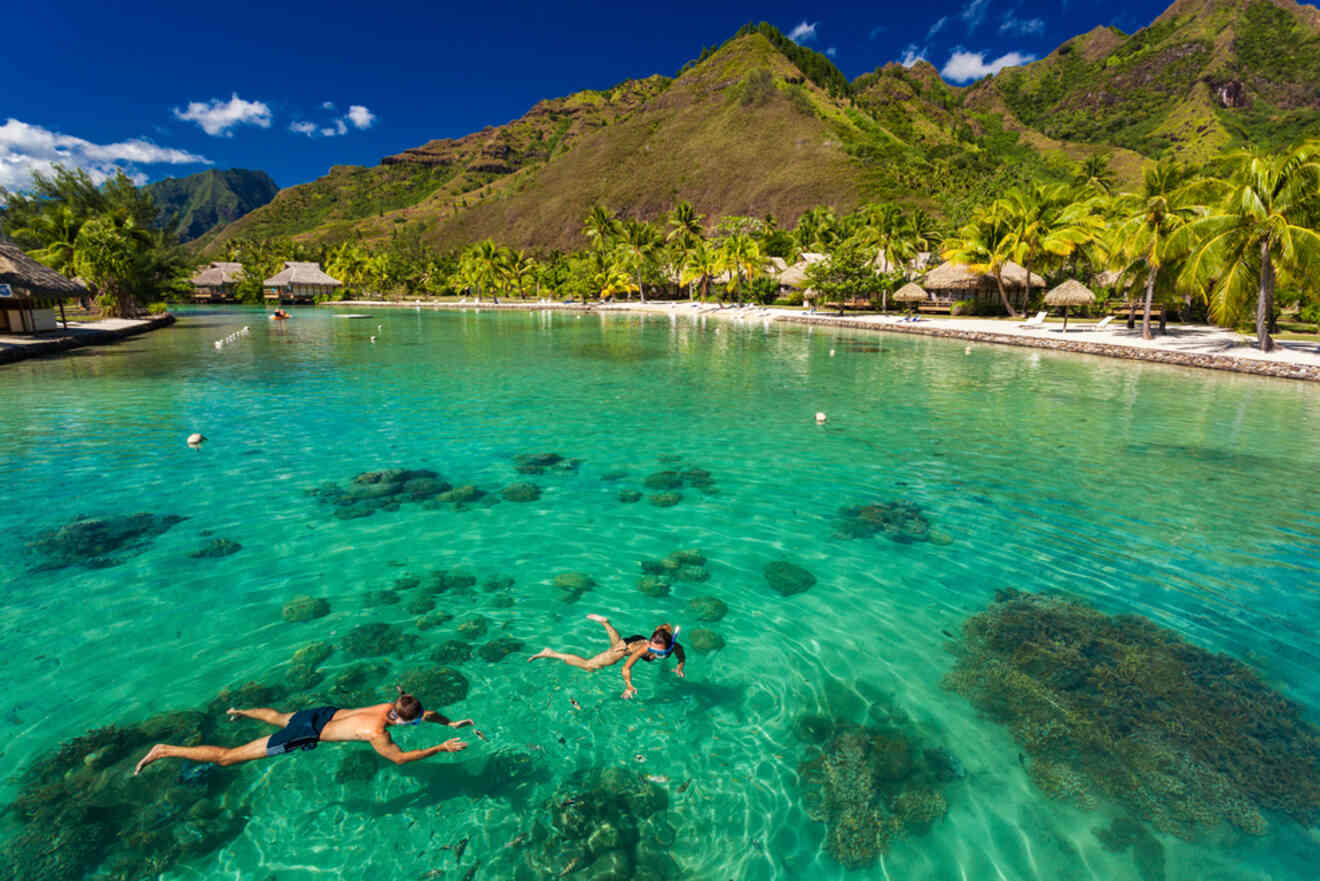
[777,252,828,291]
[922,259,1043,310]
[1043,279,1096,331]
[0,243,87,333]
[191,262,245,303]
[262,262,342,304]
[891,282,929,316]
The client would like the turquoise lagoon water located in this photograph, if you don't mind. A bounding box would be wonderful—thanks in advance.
[1,304,1318,880]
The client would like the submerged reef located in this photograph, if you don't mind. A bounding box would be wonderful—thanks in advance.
[764,560,816,596]
[1,708,251,880]
[282,594,330,622]
[686,596,728,622]
[835,500,949,544]
[306,467,494,519]
[944,590,1320,839]
[514,452,583,475]
[188,537,242,558]
[798,721,955,868]
[27,512,186,570]
[514,766,679,881]
[554,572,595,603]
[502,482,542,502]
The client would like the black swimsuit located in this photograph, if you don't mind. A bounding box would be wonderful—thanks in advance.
[266,706,339,756]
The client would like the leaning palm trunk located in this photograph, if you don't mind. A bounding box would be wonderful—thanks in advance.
[993,268,1017,318]
[1141,272,1155,340]
[1257,240,1275,352]
[638,270,645,303]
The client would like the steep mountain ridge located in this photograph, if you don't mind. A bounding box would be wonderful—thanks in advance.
[203,0,1320,255]
[146,168,277,241]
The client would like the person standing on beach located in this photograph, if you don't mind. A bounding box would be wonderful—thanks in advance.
[133,686,471,774]
[528,614,685,699]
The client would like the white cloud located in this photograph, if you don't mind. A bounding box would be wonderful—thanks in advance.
[0,117,209,191]
[787,20,817,43]
[825,47,838,57]
[1000,13,1045,35]
[927,16,949,39]
[321,118,349,138]
[961,0,991,33]
[899,44,928,67]
[346,105,375,129]
[289,121,317,136]
[172,93,272,136]
[941,48,1036,82]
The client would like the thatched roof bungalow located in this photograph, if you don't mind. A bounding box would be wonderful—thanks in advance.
[191,262,245,302]
[262,262,342,304]
[776,252,828,290]
[922,259,1044,308]
[0,243,87,333]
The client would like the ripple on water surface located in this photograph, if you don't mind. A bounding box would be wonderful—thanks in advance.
[1,306,1318,881]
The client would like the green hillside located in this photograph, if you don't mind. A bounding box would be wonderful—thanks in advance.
[146,168,278,241]
[202,0,1320,255]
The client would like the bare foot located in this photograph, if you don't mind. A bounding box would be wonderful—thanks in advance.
[586,614,608,623]
[134,744,167,775]
[528,648,555,662]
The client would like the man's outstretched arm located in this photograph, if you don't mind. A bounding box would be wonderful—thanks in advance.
[672,644,686,678]
[370,733,467,765]
[422,710,474,728]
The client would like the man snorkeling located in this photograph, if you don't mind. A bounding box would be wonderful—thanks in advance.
[133,686,471,775]
[528,614,685,699]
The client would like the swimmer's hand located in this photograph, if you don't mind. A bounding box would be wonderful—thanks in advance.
[672,668,686,679]
[621,686,638,700]
[440,738,468,753]
[225,708,243,721]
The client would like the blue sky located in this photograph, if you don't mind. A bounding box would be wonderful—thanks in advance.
[1,0,1183,192]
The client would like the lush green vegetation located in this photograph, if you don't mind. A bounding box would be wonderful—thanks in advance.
[731,22,852,97]
[145,168,278,241]
[1,167,187,316]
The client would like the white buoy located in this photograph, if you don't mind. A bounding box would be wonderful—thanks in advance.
[187,433,206,448]
[377,324,382,331]
[964,346,972,355]
[370,336,376,343]
[829,348,835,357]
[815,412,828,424]
[214,341,222,350]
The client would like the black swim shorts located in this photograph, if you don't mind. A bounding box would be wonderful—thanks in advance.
[266,706,339,756]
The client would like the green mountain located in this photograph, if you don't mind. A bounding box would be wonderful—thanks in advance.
[203,0,1320,255]
[147,168,278,241]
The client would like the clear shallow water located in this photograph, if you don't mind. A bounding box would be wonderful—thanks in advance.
[1,305,1318,880]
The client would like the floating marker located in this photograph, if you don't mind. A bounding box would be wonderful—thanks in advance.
[815,412,828,424]
[187,433,206,448]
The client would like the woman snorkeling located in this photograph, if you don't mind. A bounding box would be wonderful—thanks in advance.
[529,614,685,699]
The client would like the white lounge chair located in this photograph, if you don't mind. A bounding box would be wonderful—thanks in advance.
[1078,315,1115,331]
[1018,311,1047,328]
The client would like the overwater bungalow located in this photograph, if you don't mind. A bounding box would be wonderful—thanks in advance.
[190,262,245,303]
[262,262,342,304]
[921,259,1044,310]
[0,243,87,333]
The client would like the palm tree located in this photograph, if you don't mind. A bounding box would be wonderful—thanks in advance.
[1112,161,1205,339]
[508,250,538,299]
[681,239,719,301]
[13,204,83,276]
[715,233,764,305]
[1175,143,1320,352]
[667,201,705,297]
[457,240,505,302]
[855,203,914,311]
[941,204,1021,318]
[618,219,660,302]
[792,205,840,256]
[1075,154,1116,195]
[582,204,620,252]
[1001,184,1103,312]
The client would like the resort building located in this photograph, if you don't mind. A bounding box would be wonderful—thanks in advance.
[190,262,245,303]
[0,243,86,334]
[262,262,343,304]
[921,260,1044,310]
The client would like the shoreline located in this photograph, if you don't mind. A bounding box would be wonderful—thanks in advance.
[0,313,176,366]
[327,300,1320,383]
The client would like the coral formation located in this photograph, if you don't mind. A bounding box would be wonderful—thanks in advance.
[188,537,241,558]
[340,622,418,658]
[513,452,581,475]
[291,641,334,668]
[617,489,642,503]
[364,589,401,606]
[600,469,629,481]
[393,573,421,590]
[502,482,542,502]
[648,492,682,508]
[638,575,671,597]
[428,570,477,594]
[836,500,933,544]
[944,590,1320,839]
[405,595,435,615]
[685,628,725,654]
[282,595,330,622]
[642,471,683,490]
[479,637,525,662]
[306,467,492,519]
[515,766,679,880]
[431,639,474,664]
[398,667,470,706]
[27,512,186,570]
[554,572,595,603]
[416,610,454,631]
[799,721,955,868]
[763,560,816,596]
[0,708,250,881]
[457,615,490,639]
[686,596,728,622]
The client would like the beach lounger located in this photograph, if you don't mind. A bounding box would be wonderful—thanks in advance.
[1018,311,1047,328]
[1078,315,1115,331]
